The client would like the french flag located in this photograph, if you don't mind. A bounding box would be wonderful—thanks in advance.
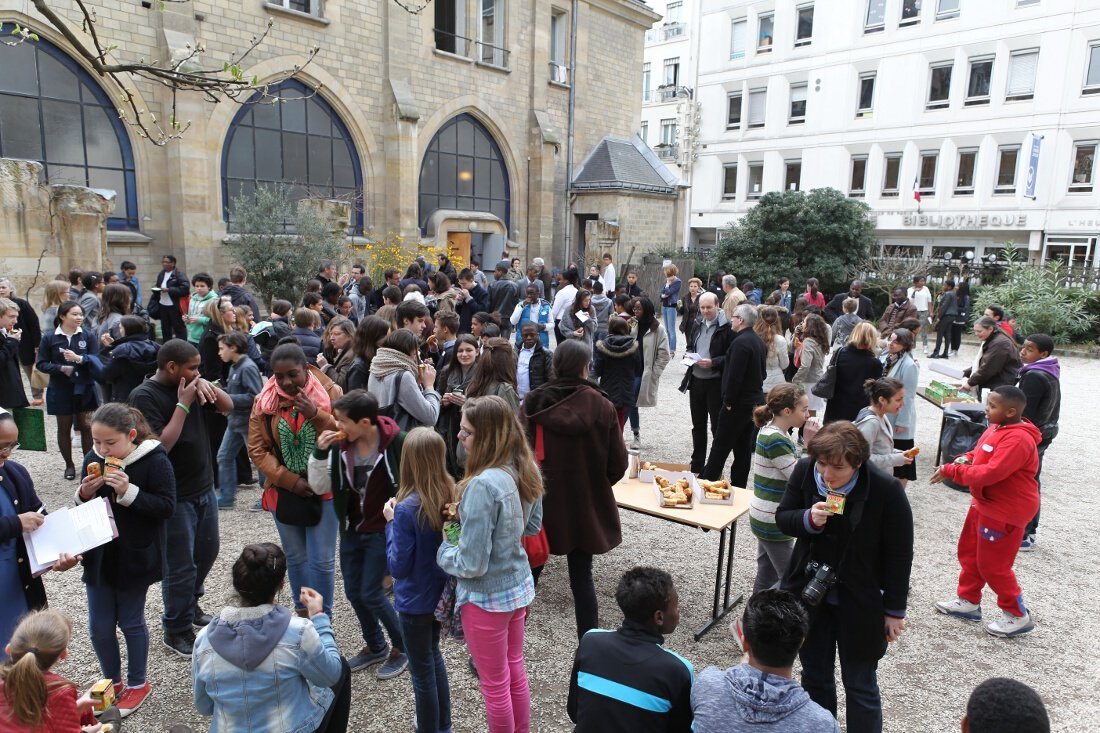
[913,176,922,213]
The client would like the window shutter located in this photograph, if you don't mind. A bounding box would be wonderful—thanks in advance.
[1007,51,1038,96]
[748,90,766,125]
[731,20,747,59]
[791,85,807,104]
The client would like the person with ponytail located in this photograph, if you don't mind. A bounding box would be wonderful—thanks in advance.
[436,396,544,732]
[1,609,121,732]
[749,384,810,594]
[192,543,350,733]
[74,403,175,718]
[882,329,920,488]
[853,378,915,479]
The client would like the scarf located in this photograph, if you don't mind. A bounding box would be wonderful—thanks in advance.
[883,350,901,373]
[813,464,860,498]
[253,370,332,416]
[370,347,420,381]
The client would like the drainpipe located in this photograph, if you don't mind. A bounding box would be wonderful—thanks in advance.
[563,0,578,268]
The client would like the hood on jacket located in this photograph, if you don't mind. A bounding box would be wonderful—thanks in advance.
[725,664,820,724]
[853,406,878,426]
[92,438,162,466]
[1019,355,1060,380]
[206,604,292,671]
[524,378,609,431]
[994,418,1043,445]
[597,335,639,358]
[110,336,159,366]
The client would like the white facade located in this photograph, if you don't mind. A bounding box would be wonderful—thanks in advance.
[639,0,701,187]
[688,0,1100,266]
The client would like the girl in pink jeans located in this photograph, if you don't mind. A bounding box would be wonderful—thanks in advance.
[437,396,544,732]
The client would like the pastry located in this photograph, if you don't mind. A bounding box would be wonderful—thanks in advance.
[104,457,124,475]
[86,463,101,478]
[333,430,347,442]
[903,446,920,459]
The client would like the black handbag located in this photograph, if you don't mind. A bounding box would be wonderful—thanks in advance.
[146,297,160,320]
[274,485,322,526]
[811,349,841,400]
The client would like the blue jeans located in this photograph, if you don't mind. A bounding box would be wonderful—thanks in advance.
[340,530,404,653]
[87,584,149,686]
[274,500,338,616]
[216,426,248,505]
[662,306,678,352]
[628,376,642,434]
[401,613,451,733]
[162,489,219,634]
[799,602,883,733]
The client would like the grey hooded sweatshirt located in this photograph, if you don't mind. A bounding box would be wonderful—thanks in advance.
[691,664,840,732]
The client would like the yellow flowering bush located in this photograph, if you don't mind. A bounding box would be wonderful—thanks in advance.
[351,232,466,285]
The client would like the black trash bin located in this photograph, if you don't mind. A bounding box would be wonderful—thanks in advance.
[939,403,988,493]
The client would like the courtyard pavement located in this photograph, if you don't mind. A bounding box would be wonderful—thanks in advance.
[20,338,1100,731]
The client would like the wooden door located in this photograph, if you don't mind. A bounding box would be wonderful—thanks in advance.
[448,232,471,267]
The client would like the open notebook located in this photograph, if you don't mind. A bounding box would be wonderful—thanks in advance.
[23,497,118,575]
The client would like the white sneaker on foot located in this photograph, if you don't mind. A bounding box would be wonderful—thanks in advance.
[986,610,1035,638]
[934,597,982,621]
[630,434,641,450]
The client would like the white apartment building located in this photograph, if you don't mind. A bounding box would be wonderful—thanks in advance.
[639,0,701,181]
[688,0,1100,268]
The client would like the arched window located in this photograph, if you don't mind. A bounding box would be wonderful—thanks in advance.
[418,113,510,231]
[0,31,138,228]
[222,79,363,233]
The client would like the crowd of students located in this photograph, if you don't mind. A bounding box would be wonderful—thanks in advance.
[0,254,1062,732]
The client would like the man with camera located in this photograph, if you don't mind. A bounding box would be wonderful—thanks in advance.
[775,421,914,733]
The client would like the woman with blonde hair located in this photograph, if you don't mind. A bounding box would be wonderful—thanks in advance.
[823,321,884,425]
[382,427,455,733]
[317,316,356,391]
[437,396,543,733]
[39,280,70,334]
[792,313,830,418]
[754,305,790,391]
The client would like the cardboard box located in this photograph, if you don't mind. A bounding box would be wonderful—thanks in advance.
[639,461,691,484]
[651,469,699,510]
[697,478,735,505]
[89,678,116,713]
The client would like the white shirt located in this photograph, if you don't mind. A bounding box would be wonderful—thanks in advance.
[601,263,616,294]
[517,345,535,398]
[159,270,175,306]
[551,284,577,321]
[908,285,932,311]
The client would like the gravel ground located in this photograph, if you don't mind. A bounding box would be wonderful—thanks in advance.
[20,340,1100,732]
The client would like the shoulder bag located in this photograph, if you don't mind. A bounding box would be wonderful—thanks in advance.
[811,348,842,401]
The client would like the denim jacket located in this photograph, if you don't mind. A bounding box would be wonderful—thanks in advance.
[436,466,543,595]
[192,605,343,733]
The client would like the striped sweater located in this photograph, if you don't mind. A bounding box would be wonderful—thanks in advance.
[750,425,799,542]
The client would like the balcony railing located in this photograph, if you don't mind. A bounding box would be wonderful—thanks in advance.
[662,22,685,40]
[655,144,679,161]
[433,28,470,57]
[477,41,510,68]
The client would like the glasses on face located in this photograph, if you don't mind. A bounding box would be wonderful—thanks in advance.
[0,442,20,456]
[458,426,474,439]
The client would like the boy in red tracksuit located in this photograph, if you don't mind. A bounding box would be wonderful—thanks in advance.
[931,385,1040,638]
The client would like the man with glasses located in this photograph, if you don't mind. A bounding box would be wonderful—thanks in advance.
[679,293,731,475]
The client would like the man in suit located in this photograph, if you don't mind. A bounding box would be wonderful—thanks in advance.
[824,280,876,323]
[154,255,190,342]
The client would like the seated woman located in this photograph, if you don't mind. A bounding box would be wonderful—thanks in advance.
[193,542,350,733]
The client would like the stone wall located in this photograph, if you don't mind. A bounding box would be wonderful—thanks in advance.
[0,0,659,293]
[572,189,685,267]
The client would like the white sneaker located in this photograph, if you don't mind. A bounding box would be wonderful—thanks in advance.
[934,597,982,622]
[630,434,641,451]
[985,610,1035,638]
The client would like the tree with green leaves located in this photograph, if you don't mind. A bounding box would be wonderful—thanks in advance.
[226,185,347,309]
[714,188,876,297]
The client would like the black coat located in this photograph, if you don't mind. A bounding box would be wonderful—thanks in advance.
[0,461,47,611]
[720,327,767,409]
[593,335,640,407]
[456,285,491,334]
[100,334,159,402]
[79,443,175,590]
[220,283,263,322]
[679,314,733,392]
[13,296,42,366]
[516,341,553,395]
[0,334,29,409]
[776,457,914,662]
[824,293,876,323]
[152,268,189,305]
[822,346,883,424]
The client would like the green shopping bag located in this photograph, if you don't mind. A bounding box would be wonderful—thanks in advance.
[11,407,47,451]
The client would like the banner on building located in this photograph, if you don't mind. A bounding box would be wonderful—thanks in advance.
[1025,135,1042,199]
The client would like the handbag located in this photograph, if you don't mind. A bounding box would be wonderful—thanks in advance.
[30,366,48,391]
[522,527,549,569]
[263,414,322,527]
[811,349,842,400]
[11,407,46,451]
[146,297,160,320]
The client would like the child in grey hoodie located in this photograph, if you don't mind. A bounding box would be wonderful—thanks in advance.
[692,590,839,732]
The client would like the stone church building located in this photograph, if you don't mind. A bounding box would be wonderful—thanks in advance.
[0,0,679,296]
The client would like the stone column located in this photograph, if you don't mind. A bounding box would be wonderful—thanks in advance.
[50,184,115,272]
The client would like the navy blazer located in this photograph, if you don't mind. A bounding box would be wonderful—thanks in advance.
[0,461,47,611]
[36,328,102,393]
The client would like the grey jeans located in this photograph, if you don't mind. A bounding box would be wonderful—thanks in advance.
[754,538,796,594]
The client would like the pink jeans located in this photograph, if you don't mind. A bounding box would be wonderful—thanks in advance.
[461,603,530,732]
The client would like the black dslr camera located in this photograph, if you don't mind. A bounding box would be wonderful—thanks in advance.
[802,561,838,607]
